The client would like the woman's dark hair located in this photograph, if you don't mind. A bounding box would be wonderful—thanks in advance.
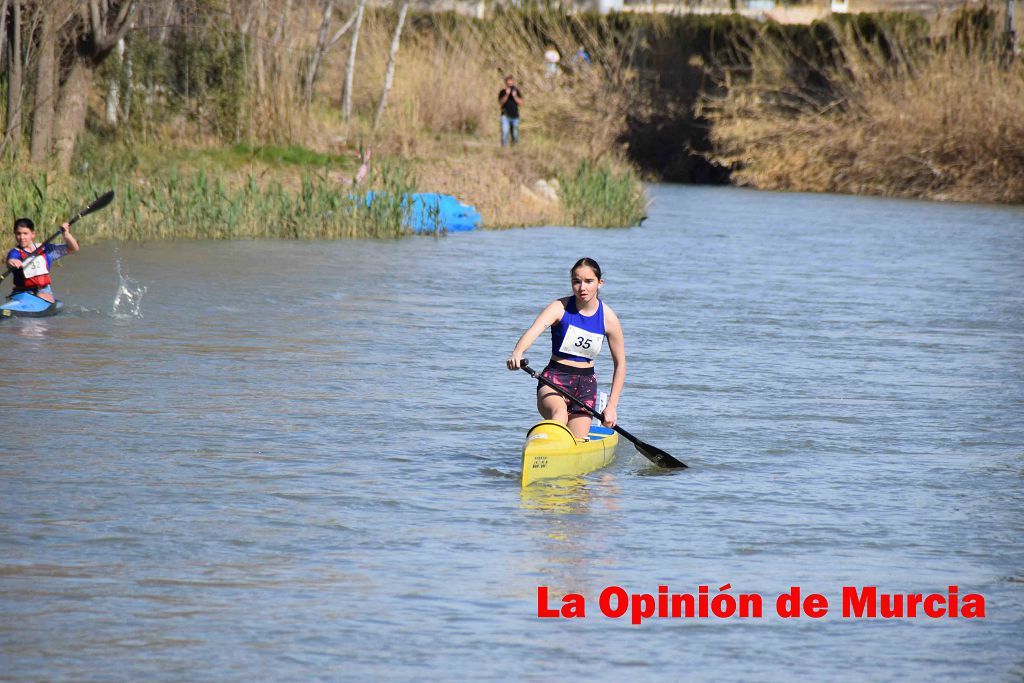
[570,257,602,280]
[13,218,34,232]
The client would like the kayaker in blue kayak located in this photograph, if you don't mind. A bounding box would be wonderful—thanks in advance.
[507,258,626,440]
[6,218,79,303]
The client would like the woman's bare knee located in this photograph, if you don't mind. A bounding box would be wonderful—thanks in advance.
[537,392,568,422]
[567,414,592,440]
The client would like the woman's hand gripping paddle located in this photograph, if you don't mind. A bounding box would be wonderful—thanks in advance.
[0,190,114,284]
[519,359,687,469]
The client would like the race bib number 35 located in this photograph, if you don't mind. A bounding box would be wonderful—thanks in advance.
[558,324,603,360]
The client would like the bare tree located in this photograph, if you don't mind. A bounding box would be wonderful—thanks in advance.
[156,0,175,43]
[254,0,268,95]
[121,34,133,121]
[105,37,125,125]
[325,4,359,51]
[341,0,366,124]
[303,2,360,108]
[0,0,9,74]
[30,7,56,162]
[304,0,335,105]
[51,0,138,171]
[4,0,23,153]
[372,0,410,133]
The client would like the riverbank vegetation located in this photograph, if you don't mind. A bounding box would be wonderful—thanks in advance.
[701,8,1024,203]
[0,160,420,240]
[1,3,1020,243]
[2,3,648,239]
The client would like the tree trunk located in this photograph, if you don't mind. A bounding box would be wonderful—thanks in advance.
[303,5,358,110]
[304,0,334,105]
[105,38,124,125]
[122,36,133,121]
[341,0,366,124]
[37,0,138,171]
[254,0,267,96]
[157,0,174,43]
[52,59,94,172]
[326,6,359,51]
[0,0,9,75]
[30,9,55,162]
[5,0,23,150]
[267,0,293,91]
[372,1,409,133]
[270,0,292,46]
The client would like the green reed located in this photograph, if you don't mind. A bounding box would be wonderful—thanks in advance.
[558,159,647,228]
[0,160,421,241]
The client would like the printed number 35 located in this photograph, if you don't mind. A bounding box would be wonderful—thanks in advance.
[575,337,592,349]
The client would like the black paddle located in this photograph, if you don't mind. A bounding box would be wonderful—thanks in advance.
[1,190,115,284]
[519,359,687,469]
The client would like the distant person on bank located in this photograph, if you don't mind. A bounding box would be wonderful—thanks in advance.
[544,46,561,77]
[498,75,523,147]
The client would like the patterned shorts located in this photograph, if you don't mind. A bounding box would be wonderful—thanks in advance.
[538,363,598,415]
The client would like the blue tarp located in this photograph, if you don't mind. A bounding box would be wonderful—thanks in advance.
[365,192,481,233]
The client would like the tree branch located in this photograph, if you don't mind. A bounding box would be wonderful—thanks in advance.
[326,6,359,51]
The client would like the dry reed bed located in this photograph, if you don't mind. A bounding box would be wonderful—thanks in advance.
[277,9,647,227]
[314,11,636,157]
[703,18,1024,203]
[84,9,647,232]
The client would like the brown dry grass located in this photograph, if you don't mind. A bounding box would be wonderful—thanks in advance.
[292,9,641,224]
[704,20,1024,203]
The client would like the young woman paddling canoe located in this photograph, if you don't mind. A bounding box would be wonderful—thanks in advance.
[507,258,625,441]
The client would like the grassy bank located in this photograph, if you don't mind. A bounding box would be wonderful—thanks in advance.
[0,160,419,241]
[1,143,646,240]
[2,9,649,238]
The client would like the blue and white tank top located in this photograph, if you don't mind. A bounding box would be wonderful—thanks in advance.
[550,298,605,362]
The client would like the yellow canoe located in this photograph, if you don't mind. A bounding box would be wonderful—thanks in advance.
[520,420,618,488]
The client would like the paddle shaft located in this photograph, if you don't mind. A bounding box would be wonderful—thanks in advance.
[1,190,114,283]
[519,359,687,469]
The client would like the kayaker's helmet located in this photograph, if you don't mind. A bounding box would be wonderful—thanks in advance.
[13,217,35,233]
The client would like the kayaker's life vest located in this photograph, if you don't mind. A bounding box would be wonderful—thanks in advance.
[9,245,53,290]
[550,298,605,362]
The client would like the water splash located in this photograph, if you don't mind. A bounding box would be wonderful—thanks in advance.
[111,251,146,319]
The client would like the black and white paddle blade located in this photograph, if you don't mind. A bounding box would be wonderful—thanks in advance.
[632,440,688,469]
[75,190,115,222]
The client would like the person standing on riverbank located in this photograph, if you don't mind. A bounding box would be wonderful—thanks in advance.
[544,46,561,77]
[6,218,79,303]
[498,75,523,147]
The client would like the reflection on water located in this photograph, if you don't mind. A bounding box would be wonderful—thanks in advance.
[520,472,622,517]
[520,476,593,514]
[11,319,52,340]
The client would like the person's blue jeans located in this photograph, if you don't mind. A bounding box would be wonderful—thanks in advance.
[501,115,519,146]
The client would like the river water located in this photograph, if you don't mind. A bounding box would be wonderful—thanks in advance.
[1,185,1022,681]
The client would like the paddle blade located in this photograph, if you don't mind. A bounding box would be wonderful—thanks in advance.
[632,439,687,469]
[81,190,115,217]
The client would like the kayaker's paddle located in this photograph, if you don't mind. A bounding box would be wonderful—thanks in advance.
[519,359,687,469]
[0,190,115,283]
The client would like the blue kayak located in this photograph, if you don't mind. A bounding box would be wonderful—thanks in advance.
[1,291,63,319]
